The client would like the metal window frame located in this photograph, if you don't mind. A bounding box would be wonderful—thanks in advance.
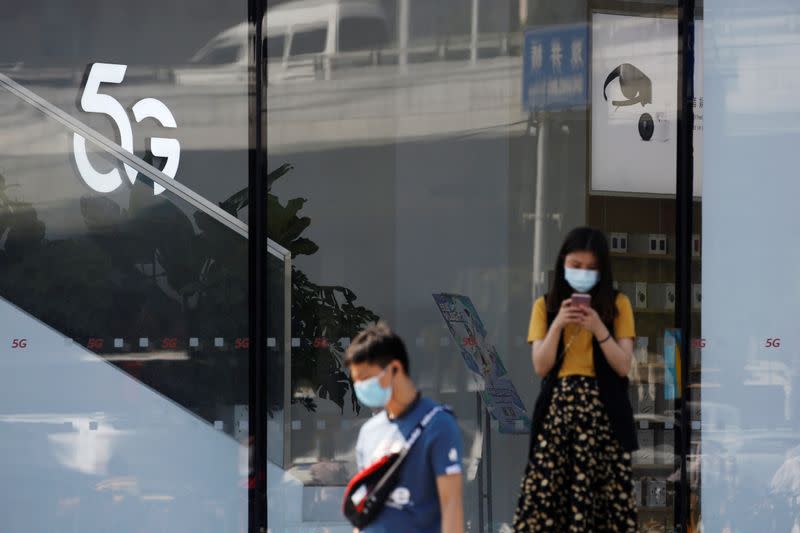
[249,1,269,532]
[675,0,696,531]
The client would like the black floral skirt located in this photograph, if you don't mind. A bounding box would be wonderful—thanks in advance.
[514,375,638,532]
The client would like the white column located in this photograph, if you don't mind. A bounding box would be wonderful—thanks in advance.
[470,0,479,65]
[398,0,409,73]
[532,115,547,297]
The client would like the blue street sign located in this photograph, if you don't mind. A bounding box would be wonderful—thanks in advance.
[522,24,589,111]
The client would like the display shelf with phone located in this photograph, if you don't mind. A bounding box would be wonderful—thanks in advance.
[588,193,683,533]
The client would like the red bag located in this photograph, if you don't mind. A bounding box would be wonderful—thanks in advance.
[342,405,451,529]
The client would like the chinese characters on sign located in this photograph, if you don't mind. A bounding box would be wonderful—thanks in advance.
[523,25,589,111]
[433,293,531,434]
[692,96,704,133]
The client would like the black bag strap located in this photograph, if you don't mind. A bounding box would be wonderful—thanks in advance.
[404,404,452,450]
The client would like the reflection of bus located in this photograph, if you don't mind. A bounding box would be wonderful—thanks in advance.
[176,0,389,85]
[175,22,251,85]
[267,0,389,81]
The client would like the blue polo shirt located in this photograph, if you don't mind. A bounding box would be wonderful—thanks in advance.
[355,396,463,533]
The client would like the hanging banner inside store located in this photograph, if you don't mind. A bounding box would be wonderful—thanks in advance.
[433,293,531,434]
[522,24,589,111]
[590,12,703,196]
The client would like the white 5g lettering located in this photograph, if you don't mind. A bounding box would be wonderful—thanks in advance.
[73,63,180,195]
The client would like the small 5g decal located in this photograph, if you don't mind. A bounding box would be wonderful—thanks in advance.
[765,338,782,349]
[73,62,180,195]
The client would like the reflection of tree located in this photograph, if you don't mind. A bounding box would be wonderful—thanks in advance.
[0,174,45,258]
[223,164,379,413]
[0,171,248,427]
[78,180,249,408]
[0,162,375,417]
[0,173,121,332]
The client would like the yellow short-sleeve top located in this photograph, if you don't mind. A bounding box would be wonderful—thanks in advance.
[527,293,636,378]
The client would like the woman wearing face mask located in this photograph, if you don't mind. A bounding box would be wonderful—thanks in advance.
[513,227,638,532]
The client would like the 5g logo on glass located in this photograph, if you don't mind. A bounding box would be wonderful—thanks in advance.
[73,63,180,195]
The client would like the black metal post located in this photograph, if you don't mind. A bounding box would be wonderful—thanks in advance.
[485,409,493,532]
[249,0,268,531]
[675,0,695,531]
[477,395,484,532]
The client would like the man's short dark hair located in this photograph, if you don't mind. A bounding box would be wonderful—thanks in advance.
[345,322,409,374]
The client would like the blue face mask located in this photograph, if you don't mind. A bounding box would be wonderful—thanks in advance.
[353,369,393,408]
[564,267,599,293]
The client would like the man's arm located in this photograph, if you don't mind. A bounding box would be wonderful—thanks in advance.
[437,473,464,533]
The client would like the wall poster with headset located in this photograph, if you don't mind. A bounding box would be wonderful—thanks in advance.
[591,11,691,196]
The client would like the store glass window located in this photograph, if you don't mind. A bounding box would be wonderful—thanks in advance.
[339,17,389,52]
[0,2,252,531]
[699,0,800,531]
[267,35,287,59]
[289,28,327,56]
[266,0,687,531]
[194,44,242,66]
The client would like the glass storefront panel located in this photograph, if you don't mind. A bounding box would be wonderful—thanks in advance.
[18,0,800,531]
[0,79,249,531]
[699,0,800,531]
[0,1,251,211]
[266,1,686,531]
[0,2,252,531]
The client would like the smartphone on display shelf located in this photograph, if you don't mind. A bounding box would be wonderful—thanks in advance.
[571,293,591,308]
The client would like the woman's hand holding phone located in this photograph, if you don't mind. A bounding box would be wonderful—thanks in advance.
[554,298,584,329]
[577,305,605,337]
[555,296,606,338]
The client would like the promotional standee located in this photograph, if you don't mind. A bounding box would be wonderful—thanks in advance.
[433,293,531,434]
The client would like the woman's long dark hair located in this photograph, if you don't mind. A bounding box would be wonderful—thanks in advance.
[546,227,617,325]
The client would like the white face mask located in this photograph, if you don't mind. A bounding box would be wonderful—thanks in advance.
[564,267,599,293]
[353,369,393,408]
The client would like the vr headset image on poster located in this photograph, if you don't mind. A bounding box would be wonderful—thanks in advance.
[591,12,702,196]
[602,63,668,143]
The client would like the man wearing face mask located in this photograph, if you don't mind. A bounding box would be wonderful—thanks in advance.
[345,322,464,533]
